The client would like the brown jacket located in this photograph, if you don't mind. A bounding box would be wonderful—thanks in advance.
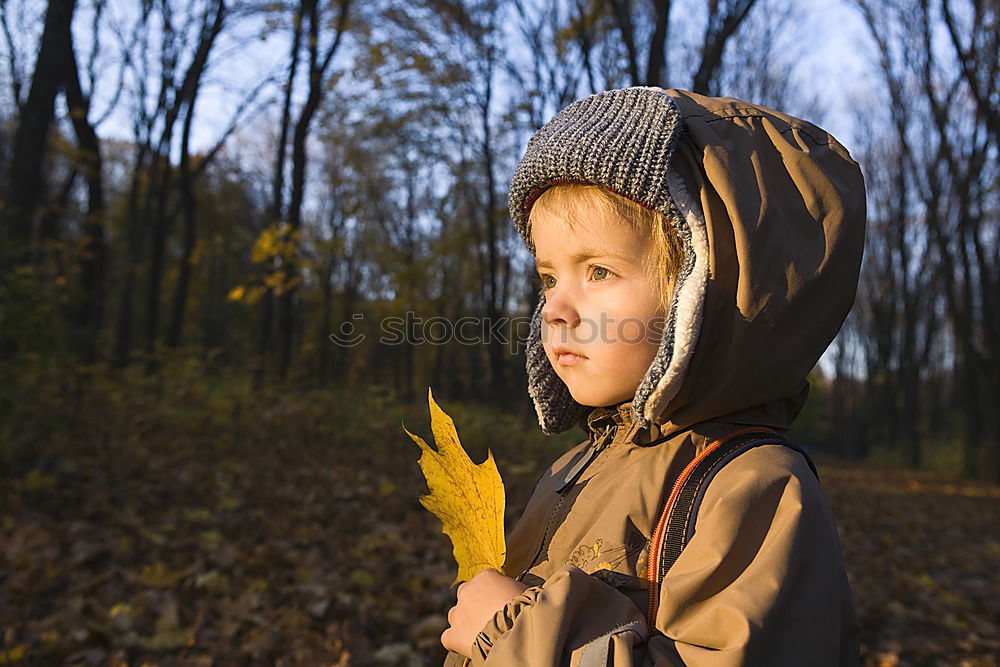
[445,89,865,666]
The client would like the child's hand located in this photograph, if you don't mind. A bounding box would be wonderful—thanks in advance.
[441,568,529,658]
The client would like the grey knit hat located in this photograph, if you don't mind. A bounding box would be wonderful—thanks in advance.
[510,87,709,435]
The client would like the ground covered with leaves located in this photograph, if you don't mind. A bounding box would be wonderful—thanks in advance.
[2,365,998,665]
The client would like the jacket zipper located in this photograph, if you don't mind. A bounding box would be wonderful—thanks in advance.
[516,424,616,581]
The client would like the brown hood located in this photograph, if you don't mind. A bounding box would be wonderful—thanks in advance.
[656,89,866,434]
[511,88,866,438]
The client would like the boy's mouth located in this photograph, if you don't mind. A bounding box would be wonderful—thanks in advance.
[552,344,588,367]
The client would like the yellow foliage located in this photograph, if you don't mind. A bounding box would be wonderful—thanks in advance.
[244,285,267,305]
[264,272,285,289]
[251,222,299,264]
[227,286,246,302]
[273,274,302,296]
[0,645,27,664]
[404,388,506,585]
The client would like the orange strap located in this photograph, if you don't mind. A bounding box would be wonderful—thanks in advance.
[645,427,779,625]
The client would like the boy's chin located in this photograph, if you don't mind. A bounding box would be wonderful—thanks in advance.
[565,384,634,409]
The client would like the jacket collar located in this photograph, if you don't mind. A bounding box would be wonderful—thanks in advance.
[580,402,675,446]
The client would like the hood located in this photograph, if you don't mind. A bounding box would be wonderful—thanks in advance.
[510,88,866,437]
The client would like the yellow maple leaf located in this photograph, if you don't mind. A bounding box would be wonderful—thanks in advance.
[404,388,506,585]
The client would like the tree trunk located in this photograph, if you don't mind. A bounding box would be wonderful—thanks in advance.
[63,28,106,364]
[1,0,75,270]
[166,0,226,349]
[644,0,671,87]
[143,0,224,372]
[257,0,304,383]
[318,254,334,385]
[605,0,641,85]
[143,156,174,373]
[692,0,759,95]
[111,141,151,369]
[277,0,351,379]
[166,101,199,350]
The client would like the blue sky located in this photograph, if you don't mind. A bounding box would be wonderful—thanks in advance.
[8,0,878,158]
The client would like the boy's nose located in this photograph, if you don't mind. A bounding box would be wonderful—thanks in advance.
[541,291,580,328]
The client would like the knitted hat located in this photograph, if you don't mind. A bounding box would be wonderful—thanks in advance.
[510,87,709,434]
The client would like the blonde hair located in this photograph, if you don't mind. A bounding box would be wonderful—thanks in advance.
[529,183,684,314]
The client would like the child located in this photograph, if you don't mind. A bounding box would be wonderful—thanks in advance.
[440,87,865,666]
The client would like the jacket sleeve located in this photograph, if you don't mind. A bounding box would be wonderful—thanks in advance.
[459,445,859,667]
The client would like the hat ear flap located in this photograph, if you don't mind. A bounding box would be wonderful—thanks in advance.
[526,295,587,434]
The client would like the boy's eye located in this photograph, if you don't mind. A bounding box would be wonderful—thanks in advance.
[536,274,557,290]
[591,266,611,281]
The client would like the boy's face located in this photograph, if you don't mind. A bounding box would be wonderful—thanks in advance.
[532,199,663,408]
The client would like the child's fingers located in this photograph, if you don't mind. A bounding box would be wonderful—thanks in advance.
[440,622,470,658]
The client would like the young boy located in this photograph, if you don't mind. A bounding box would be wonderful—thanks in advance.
[440,87,865,666]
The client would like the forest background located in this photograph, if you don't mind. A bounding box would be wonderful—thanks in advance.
[1,0,997,665]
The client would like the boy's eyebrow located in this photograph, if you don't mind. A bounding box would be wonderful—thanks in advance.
[535,248,635,269]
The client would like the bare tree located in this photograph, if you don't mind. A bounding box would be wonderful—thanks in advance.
[851,0,999,478]
[941,0,999,142]
[275,0,352,380]
[0,0,76,272]
[507,0,583,130]
[164,0,228,350]
[254,0,305,385]
[918,0,998,479]
[108,0,268,369]
[597,0,672,86]
[141,0,227,373]
[713,0,808,113]
[62,2,107,364]
[692,0,759,94]
[0,0,112,363]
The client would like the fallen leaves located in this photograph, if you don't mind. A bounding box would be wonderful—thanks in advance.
[0,382,444,664]
[2,376,998,666]
[821,462,1000,665]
